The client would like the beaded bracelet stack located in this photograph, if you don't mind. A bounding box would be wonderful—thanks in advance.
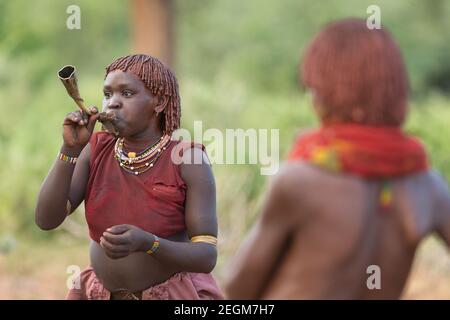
[59,152,78,164]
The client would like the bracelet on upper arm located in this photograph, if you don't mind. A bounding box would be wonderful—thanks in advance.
[59,152,78,164]
[190,235,217,246]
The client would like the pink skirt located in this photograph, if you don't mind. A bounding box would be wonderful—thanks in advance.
[66,266,224,300]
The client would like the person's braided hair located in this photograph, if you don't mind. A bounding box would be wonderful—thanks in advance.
[302,18,409,126]
[105,54,180,134]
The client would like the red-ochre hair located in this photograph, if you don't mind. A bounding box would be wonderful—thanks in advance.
[105,54,181,134]
[301,18,409,126]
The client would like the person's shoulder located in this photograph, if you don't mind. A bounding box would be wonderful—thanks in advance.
[424,170,450,244]
[266,162,318,206]
[169,140,212,185]
[90,130,115,143]
[397,169,446,198]
[170,139,210,167]
[427,170,450,201]
[258,162,318,224]
[88,130,115,150]
[86,131,115,164]
[268,161,358,212]
[427,169,447,186]
[170,139,206,153]
[272,161,330,191]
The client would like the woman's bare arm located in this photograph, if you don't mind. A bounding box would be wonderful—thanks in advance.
[35,145,90,230]
[224,166,300,299]
[145,147,218,273]
[35,107,99,230]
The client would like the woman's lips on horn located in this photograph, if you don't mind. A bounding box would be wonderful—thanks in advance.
[98,111,118,122]
[98,111,120,135]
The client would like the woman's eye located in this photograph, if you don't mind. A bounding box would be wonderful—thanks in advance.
[122,90,134,97]
[103,92,112,98]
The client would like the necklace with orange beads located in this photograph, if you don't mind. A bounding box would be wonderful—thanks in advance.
[114,134,171,175]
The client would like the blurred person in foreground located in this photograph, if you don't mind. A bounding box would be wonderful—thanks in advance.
[225,18,450,299]
[35,54,223,300]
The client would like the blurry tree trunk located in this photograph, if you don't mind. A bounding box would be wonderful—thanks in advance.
[130,0,174,67]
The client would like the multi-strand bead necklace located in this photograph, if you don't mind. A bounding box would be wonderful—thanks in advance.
[114,134,171,175]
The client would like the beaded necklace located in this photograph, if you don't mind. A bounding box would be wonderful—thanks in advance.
[114,134,171,175]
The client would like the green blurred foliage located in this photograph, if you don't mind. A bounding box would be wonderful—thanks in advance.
[0,0,130,234]
[0,0,449,239]
[176,0,450,95]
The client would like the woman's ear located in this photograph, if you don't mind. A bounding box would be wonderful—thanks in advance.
[155,95,169,115]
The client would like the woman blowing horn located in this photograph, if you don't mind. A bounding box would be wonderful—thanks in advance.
[35,54,223,300]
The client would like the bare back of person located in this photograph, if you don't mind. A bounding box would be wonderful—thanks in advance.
[225,162,450,299]
[225,18,450,300]
[263,163,448,299]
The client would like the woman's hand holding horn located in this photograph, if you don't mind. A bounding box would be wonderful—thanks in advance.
[62,106,100,155]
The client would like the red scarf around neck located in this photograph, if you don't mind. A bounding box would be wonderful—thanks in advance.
[288,124,428,179]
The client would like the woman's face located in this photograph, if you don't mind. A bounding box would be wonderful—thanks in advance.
[102,70,160,137]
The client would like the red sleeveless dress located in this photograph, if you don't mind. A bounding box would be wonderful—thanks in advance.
[69,132,224,300]
[85,131,191,243]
